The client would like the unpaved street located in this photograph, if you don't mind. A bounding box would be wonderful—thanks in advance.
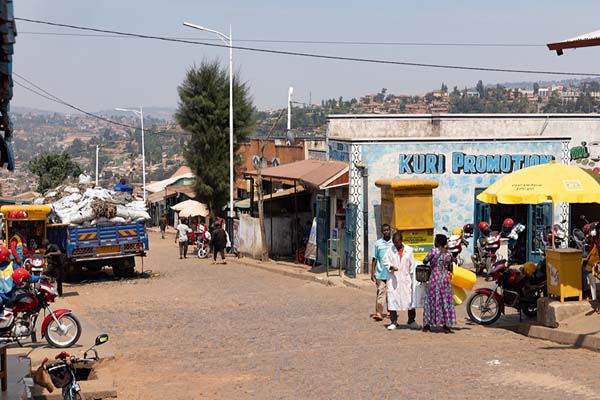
[65,230,600,399]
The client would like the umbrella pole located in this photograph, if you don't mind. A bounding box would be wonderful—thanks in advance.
[552,202,555,249]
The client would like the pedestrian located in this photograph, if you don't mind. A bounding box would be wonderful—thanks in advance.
[42,239,64,296]
[159,214,168,239]
[422,234,456,333]
[210,221,227,265]
[382,231,421,331]
[9,232,28,267]
[370,223,393,321]
[175,219,192,259]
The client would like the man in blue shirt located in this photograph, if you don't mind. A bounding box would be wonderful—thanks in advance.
[114,178,134,194]
[371,223,392,321]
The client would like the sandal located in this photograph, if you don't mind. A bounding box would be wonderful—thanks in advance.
[422,325,431,332]
[442,325,452,334]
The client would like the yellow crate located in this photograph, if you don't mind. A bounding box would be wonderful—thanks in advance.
[546,248,582,302]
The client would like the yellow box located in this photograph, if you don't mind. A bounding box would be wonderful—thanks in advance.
[546,248,583,302]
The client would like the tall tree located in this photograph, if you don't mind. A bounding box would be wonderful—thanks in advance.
[28,152,82,192]
[176,60,255,217]
[476,80,485,98]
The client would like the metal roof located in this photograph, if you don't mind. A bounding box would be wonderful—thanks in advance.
[547,29,600,55]
[243,159,348,189]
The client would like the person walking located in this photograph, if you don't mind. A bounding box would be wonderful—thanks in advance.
[42,239,64,296]
[382,231,421,331]
[159,214,168,239]
[175,219,192,259]
[370,224,393,321]
[422,234,456,334]
[211,221,227,265]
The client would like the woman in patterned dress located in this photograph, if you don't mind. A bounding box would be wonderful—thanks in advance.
[422,234,456,333]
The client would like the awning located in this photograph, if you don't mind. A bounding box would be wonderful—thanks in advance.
[547,29,600,55]
[234,185,306,209]
[147,185,196,203]
[243,159,348,189]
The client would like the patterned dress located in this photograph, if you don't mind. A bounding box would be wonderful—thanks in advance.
[423,248,456,327]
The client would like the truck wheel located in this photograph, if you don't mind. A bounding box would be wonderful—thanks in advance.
[113,257,135,277]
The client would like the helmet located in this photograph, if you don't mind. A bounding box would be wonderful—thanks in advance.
[463,224,474,235]
[8,210,17,219]
[478,221,490,232]
[0,246,9,264]
[12,268,31,287]
[502,218,515,229]
[452,228,463,236]
[17,210,27,218]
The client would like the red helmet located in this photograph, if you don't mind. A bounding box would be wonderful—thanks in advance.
[12,268,31,287]
[478,221,490,232]
[8,210,18,219]
[502,218,514,229]
[0,246,9,264]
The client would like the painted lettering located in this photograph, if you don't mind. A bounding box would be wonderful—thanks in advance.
[452,152,464,174]
[486,155,500,173]
[399,154,412,174]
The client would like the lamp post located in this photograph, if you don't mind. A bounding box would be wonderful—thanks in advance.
[183,21,234,218]
[115,107,146,202]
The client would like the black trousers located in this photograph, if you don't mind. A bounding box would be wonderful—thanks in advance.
[213,246,225,261]
[45,263,64,296]
[389,309,416,325]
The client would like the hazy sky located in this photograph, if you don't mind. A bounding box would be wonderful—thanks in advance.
[13,1,600,114]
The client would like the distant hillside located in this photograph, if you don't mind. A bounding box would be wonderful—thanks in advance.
[496,77,600,90]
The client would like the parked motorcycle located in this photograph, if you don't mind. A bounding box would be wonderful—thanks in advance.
[44,333,109,399]
[443,224,472,266]
[466,256,547,325]
[471,221,502,276]
[0,269,81,347]
[23,250,46,278]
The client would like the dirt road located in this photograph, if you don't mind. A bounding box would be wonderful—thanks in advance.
[65,230,600,399]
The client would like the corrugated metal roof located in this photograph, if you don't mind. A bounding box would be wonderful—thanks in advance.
[243,159,348,188]
[547,29,600,54]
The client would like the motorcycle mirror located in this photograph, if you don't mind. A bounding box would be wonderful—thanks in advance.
[95,334,109,346]
[442,226,449,232]
[580,215,587,222]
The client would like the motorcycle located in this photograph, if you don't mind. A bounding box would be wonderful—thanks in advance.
[471,222,502,276]
[443,224,472,267]
[44,333,109,400]
[23,250,46,278]
[194,230,211,259]
[0,275,81,348]
[466,255,547,325]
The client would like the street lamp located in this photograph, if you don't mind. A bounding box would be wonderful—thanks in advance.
[115,106,146,202]
[183,21,234,218]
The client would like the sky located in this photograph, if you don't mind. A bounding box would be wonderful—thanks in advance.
[12,1,600,114]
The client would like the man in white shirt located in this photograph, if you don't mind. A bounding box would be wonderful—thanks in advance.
[175,219,192,259]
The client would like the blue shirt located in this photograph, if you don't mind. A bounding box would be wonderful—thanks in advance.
[373,237,393,280]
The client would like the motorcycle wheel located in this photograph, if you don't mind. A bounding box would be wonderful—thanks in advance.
[466,293,501,325]
[522,304,537,318]
[45,314,82,348]
[197,246,209,259]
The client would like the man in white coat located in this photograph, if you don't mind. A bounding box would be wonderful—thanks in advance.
[383,231,422,330]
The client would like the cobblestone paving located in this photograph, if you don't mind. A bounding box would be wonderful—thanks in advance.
[65,231,600,399]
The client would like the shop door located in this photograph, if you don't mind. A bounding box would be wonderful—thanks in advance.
[344,203,358,278]
[527,203,552,263]
[473,188,491,245]
[315,195,330,266]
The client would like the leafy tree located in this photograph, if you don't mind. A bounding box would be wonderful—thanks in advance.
[176,60,255,217]
[28,152,82,192]
[476,80,485,98]
[441,82,448,93]
[533,82,539,95]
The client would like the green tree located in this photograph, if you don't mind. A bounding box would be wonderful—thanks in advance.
[533,82,539,95]
[476,80,485,98]
[28,152,82,192]
[175,60,255,217]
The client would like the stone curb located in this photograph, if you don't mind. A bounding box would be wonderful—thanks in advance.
[235,258,335,287]
[509,323,600,352]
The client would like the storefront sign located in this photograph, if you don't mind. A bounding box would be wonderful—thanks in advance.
[399,152,554,175]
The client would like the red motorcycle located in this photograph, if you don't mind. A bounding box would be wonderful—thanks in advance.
[23,250,46,277]
[466,258,546,325]
[471,221,503,276]
[0,269,81,347]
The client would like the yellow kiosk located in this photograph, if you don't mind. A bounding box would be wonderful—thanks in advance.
[0,205,52,249]
[375,179,475,304]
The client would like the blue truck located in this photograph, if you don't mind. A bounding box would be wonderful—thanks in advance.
[47,221,149,277]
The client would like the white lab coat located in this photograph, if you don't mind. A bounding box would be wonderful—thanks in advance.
[383,244,420,311]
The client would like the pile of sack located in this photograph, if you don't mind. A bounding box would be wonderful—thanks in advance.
[33,184,151,226]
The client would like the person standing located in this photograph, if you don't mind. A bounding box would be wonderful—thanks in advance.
[9,232,28,267]
[159,214,168,239]
[42,239,64,297]
[211,221,227,265]
[382,231,421,331]
[370,224,393,321]
[175,219,192,259]
[422,234,456,333]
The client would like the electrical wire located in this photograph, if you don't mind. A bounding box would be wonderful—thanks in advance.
[15,17,600,77]
[18,31,543,47]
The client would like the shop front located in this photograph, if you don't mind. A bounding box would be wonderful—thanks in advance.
[327,114,600,276]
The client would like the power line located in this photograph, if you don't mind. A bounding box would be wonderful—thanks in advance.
[18,30,543,47]
[14,72,139,129]
[15,17,600,77]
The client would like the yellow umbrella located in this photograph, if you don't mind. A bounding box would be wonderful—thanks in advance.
[477,161,600,205]
[477,161,600,248]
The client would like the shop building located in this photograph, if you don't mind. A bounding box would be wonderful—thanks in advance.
[327,114,600,277]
